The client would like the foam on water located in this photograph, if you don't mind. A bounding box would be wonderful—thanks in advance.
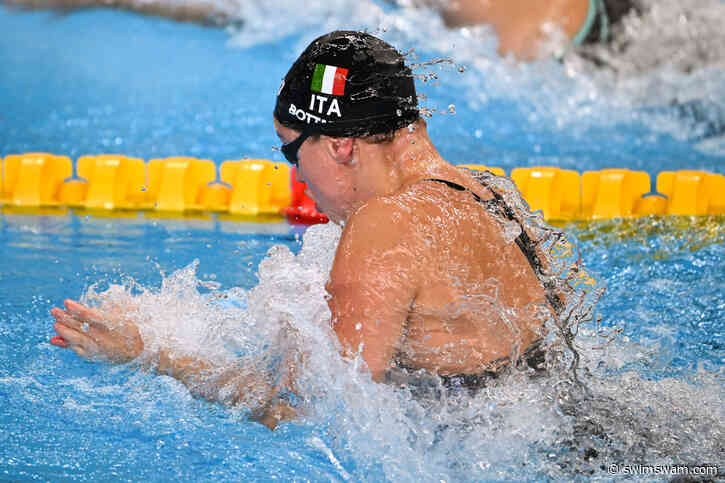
[74,211,723,480]
[2,1,724,478]
[220,0,725,154]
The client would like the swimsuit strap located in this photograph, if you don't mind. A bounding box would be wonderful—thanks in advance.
[596,0,610,43]
[423,178,565,316]
[573,0,610,46]
[573,0,599,45]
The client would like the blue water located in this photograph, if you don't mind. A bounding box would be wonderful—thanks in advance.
[1,8,723,175]
[0,215,332,481]
[1,5,724,482]
[575,217,725,374]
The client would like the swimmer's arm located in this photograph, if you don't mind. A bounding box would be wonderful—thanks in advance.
[327,200,418,383]
[51,299,295,429]
[155,350,297,430]
[1,0,236,26]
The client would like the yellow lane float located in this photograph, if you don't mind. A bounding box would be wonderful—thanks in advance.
[2,154,724,223]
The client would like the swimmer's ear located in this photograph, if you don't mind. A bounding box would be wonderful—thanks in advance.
[325,137,355,165]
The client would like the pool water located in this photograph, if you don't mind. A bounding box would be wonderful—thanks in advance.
[1,3,724,481]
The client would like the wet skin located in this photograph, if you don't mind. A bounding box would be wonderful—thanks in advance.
[50,118,550,428]
[275,119,548,379]
[436,0,590,59]
[4,0,590,59]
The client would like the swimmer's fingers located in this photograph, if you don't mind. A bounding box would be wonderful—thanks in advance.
[53,321,103,360]
[53,319,139,363]
[64,299,103,322]
[63,299,116,329]
[51,307,143,363]
[51,307,110,335]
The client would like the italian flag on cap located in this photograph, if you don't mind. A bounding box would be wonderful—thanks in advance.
[311,64,348,96]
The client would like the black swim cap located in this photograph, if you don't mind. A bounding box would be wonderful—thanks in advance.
[274,31,419,138]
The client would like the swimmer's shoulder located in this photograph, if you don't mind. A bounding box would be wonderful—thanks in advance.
[349,183,446,233]
[330,196,424,287]
[343,195,417,247]
[341,167,498,243]
[400,169,495,207]
[335,192,436,265]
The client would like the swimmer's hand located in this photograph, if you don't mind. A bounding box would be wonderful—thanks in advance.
[50,299,143,363]
[50,299,297,430]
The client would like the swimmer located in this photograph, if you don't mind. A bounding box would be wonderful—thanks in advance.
[2,0,640,60]
[50,31,561,429]
[406,0,640,59]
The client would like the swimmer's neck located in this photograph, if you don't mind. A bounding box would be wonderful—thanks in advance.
[352,119,458,201]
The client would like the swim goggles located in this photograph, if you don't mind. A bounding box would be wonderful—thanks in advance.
[281,130,313,166]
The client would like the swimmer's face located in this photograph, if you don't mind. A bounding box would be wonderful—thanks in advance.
[274,119,357,224]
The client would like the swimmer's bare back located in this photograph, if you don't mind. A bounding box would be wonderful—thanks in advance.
[434,0,590,59]
[3,0,606,60]
[328,168,548,380]
[4,0,588,59]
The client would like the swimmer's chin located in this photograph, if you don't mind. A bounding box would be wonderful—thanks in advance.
[326,211,344,225]
[311,200,338,224]
[322,207,346,225]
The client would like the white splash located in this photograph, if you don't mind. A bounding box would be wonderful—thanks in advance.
[76,210,725,480]
[219,0,725,153]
